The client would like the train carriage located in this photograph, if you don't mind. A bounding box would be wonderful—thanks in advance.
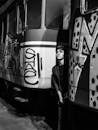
[0,1,68,126]
[69,0,98,111]
[68,0,98,129]
[0,0,65,89]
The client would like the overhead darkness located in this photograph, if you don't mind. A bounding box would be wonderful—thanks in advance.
[0,0,8,7]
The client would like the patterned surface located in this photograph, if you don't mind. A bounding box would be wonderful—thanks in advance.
[69,10,98,109]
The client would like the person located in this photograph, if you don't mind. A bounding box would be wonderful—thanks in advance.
[51,44,68,130]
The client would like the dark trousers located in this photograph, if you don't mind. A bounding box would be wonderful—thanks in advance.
[58,99,68,130]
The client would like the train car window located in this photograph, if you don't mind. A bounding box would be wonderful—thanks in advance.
[63,0,71,30]
[1,21,4,44]
[80,0,98,13]
[85,0,98,11]
[27,0,42,29]
[18,3,25,33]
[71,0,80,15]
[9,7,17,35]
[45,0,64,29]
[0,20,2,43]
[3,15,7,43]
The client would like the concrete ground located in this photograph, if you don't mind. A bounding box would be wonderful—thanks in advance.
[0,98,52,130]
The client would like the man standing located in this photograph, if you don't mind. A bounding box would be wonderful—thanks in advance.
[51,44,68,130]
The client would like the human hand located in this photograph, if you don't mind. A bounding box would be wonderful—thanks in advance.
[58,90,63,104]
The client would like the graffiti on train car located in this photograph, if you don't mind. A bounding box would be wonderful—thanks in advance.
[69,11,98,107]
[24,48,39,85]
[20,41,56,88]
